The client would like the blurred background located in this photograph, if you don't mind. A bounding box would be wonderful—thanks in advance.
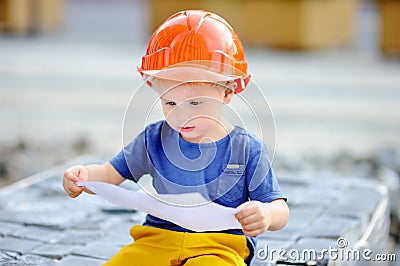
[0,0,399,191]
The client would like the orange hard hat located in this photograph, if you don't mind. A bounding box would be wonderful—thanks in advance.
[138,10,250,93]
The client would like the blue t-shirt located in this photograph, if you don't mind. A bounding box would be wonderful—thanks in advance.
[109,120,285,259]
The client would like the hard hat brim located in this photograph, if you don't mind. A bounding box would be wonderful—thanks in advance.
[139,62,250,93]
[141,66,242,84]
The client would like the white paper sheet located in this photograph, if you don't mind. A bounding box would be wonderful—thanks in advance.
[76,181,242,232]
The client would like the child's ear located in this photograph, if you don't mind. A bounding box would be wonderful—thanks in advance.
[223,88,234,104]
[223,81,236,104]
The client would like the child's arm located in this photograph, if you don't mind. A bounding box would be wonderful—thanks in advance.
[62,162,125,198]
[235,199,289,237]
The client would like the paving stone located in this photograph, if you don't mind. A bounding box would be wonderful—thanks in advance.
[56,255,105,266]
[282,181,340,208]
[325,199,373,219]
[0,250,19,262]
[72,241,120,260]
[325,186,383,234]
[250,259,274,266]
[77,192,112,208]
[70,214,121,230]
[99,233,133,248]
[301,215,361,246]
[260,207,323,242]
[282,207,325,231]
[0,189,43,211]
[332,186,382,217]
[98,221,135,247]
[0,222,24,237]
[350,183,382,200]
[260,228,301,242]
[23,212,91,230]
[0,251,56,265]
[0,237,42,254]
[290,187,337,207]
[12,196,94,216]
[14,254,55,265]
[101,205,137,214]
[32,179,70,197]
[325,205,371,234]
[22,200,97,228]
[30,244,78,259]
[0,210,29,224]
[0,209,92,230]
[22,215,68,229]
[10,226,63,244]
[56,230,104,245]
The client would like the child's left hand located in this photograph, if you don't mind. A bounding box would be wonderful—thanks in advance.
[235,201,272,237]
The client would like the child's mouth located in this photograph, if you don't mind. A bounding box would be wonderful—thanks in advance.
[181,126,195,132]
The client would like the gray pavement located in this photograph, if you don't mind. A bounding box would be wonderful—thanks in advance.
[0,156,394,265]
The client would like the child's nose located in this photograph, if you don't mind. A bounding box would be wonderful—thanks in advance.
[175,105,193,122]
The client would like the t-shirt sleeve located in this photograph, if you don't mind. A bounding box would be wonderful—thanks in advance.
[246,143,286,203]
[109,130,151,181]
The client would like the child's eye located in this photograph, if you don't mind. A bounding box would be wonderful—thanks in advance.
[165,101,176,106]
[189,101,201,106]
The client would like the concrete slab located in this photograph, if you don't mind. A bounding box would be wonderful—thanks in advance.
[302,215,361,245]
[10,226,63,244]
[0,222,24,237]
[0,237,42,254]
[0,251,55,265]
[56,230,104,246]
[56,255,105,266]
[72,241,121,260]
[30,244,78,259]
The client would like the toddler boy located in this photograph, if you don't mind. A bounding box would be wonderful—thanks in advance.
[63,10,288,265]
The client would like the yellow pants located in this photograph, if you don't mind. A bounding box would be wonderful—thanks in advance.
[104,225,250,266]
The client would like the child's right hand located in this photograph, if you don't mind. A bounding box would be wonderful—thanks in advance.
[62,165,89,198]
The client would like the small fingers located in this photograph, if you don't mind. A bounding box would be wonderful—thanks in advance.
[240,218,268,237]
[64,183,84,198]
[64,169,79,182]
[242,227,264,237]
[236,212,257,226]
[235,201,270,237]
[62,172,84,198]
[235,202,258,221]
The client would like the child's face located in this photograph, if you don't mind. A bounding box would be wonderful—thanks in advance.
[155,80,233,143]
